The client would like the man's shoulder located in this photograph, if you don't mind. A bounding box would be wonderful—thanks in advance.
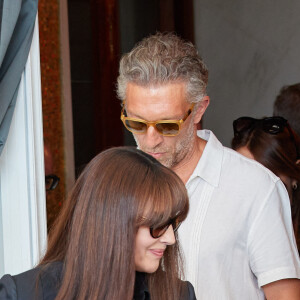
[222,145,279,183]
[197,129,280,187]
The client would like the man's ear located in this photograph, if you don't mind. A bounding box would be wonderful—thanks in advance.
[193,96,210,124]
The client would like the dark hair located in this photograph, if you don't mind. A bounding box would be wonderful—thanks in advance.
[232,122,300,249]
[39,146,189,300]
[273,83,300,136]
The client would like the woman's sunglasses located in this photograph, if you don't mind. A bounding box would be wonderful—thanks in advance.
[45,174,60,191]
[233,116,300,159]
[149,217,182,239]
[120,101,195,137]
[233,116,288,136]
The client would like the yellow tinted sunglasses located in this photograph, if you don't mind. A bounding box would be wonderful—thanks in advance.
[120,101,195,137]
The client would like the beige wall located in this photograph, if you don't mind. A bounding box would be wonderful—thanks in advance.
[194,0,300,146]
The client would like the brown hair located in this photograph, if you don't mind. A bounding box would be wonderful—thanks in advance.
[39,146,189,300]
[232,123,300,248]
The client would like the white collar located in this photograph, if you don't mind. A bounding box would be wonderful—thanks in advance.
[187,130,224,188]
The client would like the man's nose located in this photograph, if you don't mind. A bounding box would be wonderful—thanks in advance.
[144,125,164,148]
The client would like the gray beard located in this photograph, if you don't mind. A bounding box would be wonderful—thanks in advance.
[133,119,196,169]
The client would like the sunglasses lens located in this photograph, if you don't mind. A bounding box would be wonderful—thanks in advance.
[172,218,181,232]
[262,119,285,134]
[125,119,147,133]
[151,226,169,238]
[150,218,181,238]
[45,175,60,191]
[156,122,180,136]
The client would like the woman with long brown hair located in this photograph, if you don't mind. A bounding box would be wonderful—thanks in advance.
[232,116,300,251]
[0,147,196,299]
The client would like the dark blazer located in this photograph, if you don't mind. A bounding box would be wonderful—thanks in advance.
[0,262,197,300]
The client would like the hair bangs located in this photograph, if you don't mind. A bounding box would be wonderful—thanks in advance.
[136,168,189,229]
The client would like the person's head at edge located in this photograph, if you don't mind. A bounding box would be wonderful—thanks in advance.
[231,118,300,249]
[273,83,300,137]
[40,146,189,300]
[117,32,210,179]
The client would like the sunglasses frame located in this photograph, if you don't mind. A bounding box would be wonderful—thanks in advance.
[45,174,60,191]
[233,116,287,136]
[120,101,195,137]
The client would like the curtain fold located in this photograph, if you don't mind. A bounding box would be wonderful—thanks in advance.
[0,0,39,155]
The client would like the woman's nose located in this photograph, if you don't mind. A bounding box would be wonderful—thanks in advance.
[159,225,176,245]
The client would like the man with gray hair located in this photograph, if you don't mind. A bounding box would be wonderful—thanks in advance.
[117,32,300,299]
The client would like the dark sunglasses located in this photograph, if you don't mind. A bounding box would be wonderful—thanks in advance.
[233,116,288,136]
[121,101,195,137]
[45,174,60,191]
[233,116,300,159]
[149,217,181,239]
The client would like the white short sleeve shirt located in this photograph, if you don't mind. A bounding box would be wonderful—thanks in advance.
[178,130,300,299]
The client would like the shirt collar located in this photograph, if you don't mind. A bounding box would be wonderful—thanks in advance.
[187,130,224,188]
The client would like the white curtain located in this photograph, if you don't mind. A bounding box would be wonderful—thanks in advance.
[0,12,47,276]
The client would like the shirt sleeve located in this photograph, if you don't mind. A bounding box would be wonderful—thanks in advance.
[248,180,300,287]
[0,274,17,300]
